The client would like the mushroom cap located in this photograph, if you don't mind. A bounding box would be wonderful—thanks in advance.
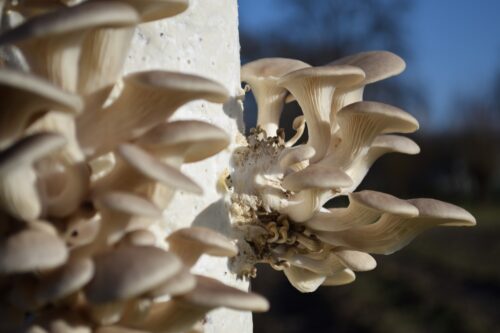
[333,250,377,272]
[0,228,67,274]
[177,275,269,312]
[148,268,196,297]
[282,164,353,192]
[278,145,315,170]
[36,257,94,304]
[241,57,310,82]
[119,229,157,247]
[124,70,229,105]
[328,51,406,85]
[93,191,162,219]
[408,198,476,226]
[109,0,189,22]
[278,65,365,89]
[136,120,230,163]
[117,144,202,194]
[166,227,238,258]
[337,101,419,134]
[349,190,419,218]
[370,134,421,155]
[0,2,139,45]
[0,69,82,113]
[85,245,182,303]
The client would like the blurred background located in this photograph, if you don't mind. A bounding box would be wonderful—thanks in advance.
[238,1,500,332]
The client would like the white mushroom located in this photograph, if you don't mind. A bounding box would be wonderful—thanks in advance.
[241,57,310,136]
[166,227,238,267]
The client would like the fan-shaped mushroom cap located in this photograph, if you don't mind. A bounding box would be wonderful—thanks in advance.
[63,208,101,249]
[306,190,418,232]
[278,145,315,172]
[166,227,238,267]
[135,275,269,333]
[322,268,356,286]
[0,69,81,149]
[283,266,326,293]
[0,228,67,274]
[77,71,229,158]
[0,2,140,91]
[333,249,377,272]
[329,51,406,85]
[241,57,310,136]
[85,245,183,304]
[136,120,230,165]
[119,229,157,247]
[35,257,94,304]
[92,144,202,197]
[282,164,353,192]
[147,268,196,298]
[0,133,66,221]
[317,198,475,255]
[278,65,365,162]
[104,0,189,22]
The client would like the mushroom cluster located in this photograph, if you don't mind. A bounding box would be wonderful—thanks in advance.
[0,1,268,332]
[233,53,476,292]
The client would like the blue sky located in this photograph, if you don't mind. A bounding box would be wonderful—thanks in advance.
[238,0,500,129]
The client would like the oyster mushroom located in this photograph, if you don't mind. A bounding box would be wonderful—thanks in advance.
[316,198,476,254]
[136,120,230,166]
[84,245,183,325]
[166,226,238,267]
[0,1,140,92]
[104,0,190,22]
[77,71,229,158]
[241,57,310,136]
[0,69,82,149]
[35,257,94,305]
[0,133,66,221]
[0,228,67,274]
[278,65,365,162]
[133,275,269,333]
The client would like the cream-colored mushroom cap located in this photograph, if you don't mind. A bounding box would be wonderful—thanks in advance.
[166,227,238,267]
[0,2,139,91]
[282,164,353,192]
[0,69,82,149]
[117,144,203,194]
[179,275,269,312]
[242,58,311,136]
[328,51,406,85]
[108,0,189,22]
[0,133,66,221]
[35,257,94,304]
[242,57,310,82]
[350,190,419,217]
[147,268,196,298]
[278,65,365,162]
[77,71,229,158]
[0,228,67,274]
[85,246,183,303]
[94,191,162,219]
[136,120,230,164]
[408,198,476,227]
[119,229,157,247]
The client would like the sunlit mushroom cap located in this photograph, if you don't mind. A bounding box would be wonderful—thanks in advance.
[0,228,67,274]
[93,191,162,219]
[282,164,353,192]
[278,65,365,88]
[125,70,229,105]
[242,57,310,83]
[106,0,190,22]
[0,2,138,45]
[178,275,269,312]
[85,246,183,303]
[167,226,238,259]
[136,120,230,163]
[350,190,419,217]
[408,198,476,226]
[328,50,406,85]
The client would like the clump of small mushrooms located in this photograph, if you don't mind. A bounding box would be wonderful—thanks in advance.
[0,1,268,332]
[233,53,476,292]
